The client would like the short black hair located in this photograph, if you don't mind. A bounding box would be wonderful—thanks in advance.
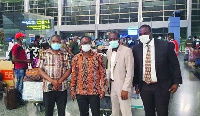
[35,35,40,40]
[168,33,174,38]
[80,36,91,41]
[194,36,197,39]
[108,32,120,38]
[51,35,61,40]
[139,24,152,32]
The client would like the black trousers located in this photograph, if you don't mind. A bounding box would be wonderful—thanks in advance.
[76,94,100,116]
[44,91,68,116]
[140,82,170,116]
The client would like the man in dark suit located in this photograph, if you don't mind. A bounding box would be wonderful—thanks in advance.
[132,25,182,116]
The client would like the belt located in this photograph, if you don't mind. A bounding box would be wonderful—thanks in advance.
[143,81,157,85]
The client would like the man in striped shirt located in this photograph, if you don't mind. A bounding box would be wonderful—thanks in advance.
[38,35,71,116]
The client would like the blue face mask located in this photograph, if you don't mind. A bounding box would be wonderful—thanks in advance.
[51,43,61,50]
[22,39,26,43]
[109,40,119,49]
[128,40,132,44]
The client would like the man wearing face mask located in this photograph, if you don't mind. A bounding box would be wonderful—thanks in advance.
[12,32,32,105]
[132,25,182,116]
[126,36,134,49]
[106,32,134,116]
[70,36,107,116]
[37,35,72,116]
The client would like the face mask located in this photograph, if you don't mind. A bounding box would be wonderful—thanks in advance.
[77,39,80,45]
[158,37,161,40]
[109,40,119,49]
[82,44,91,52]
[128,40,132,44]
[139,35,150,44]
[39,40,43,44]
[51,43,61,50]
[22,39,26,43]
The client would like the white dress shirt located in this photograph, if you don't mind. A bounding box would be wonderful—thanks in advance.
[111,51,117,80]
[143,38,157,82]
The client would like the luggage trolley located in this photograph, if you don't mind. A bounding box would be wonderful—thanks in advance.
[100,94,112,116]
[22,81,44,112]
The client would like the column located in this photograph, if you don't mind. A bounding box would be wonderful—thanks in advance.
[95,0,100,39]
[24,0,29,13]
[57,0,63,35]
[187,0,192,37]
[138,0,143,25]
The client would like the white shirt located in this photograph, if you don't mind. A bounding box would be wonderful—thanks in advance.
[111,51,117,80]
[143,38,157,82]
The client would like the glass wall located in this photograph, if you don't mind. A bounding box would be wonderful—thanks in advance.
[142,0,187,22]
[29,0,58,25]
[100,0,138,24]
[62,0,96,25]
[191,0,200,36]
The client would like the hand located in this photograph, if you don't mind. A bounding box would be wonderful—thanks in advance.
[71,94,76,101]
[135,85,140,94]
[169,84,179,93]
[100,91,105,99]
[26,59,32,63]
[121,90,128,100]
[51,80,59,90]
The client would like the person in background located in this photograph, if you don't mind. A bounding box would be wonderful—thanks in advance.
[192,36,200,49]
[157,35,162,40]
[126,36,134,49]
[133,25,182,116]
[8,37,15,51]
[107,32,134,116]
[12,32,31,105]
[71,36,107,116]
[26,35,41,68]
[69,36,80,57]
[167,33,179,56]
[38,35,71,116]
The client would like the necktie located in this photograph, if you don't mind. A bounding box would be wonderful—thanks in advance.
[144,45,151,84]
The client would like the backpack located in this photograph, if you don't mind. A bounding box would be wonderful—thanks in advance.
[8,46,23,63]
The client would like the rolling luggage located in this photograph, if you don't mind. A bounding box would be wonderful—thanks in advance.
[4,86,18,110]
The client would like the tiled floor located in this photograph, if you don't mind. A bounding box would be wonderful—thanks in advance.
[0,54,200,116]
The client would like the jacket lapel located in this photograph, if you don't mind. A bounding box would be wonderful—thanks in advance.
[138,44,143,74]
[154,39,159,71]
[113,45,122,68]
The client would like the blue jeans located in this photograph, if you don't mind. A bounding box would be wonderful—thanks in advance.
[14,68,26,101]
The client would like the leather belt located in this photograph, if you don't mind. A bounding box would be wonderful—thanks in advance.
[143,81,157,85]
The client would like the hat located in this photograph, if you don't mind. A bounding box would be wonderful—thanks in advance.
[15,32,26,39]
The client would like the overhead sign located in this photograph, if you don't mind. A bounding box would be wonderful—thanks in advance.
[21,20,51,30]
[128,26,138,35]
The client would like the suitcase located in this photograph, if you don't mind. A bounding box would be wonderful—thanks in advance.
[4,86,18,110]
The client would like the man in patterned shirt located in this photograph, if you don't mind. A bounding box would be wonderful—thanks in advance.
[70,36,107,116]
[38,35,71,116]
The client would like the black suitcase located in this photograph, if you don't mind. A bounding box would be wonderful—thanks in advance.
[4,86,18,110]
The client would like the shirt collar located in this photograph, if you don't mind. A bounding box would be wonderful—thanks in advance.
[80,50,95,56]
[143,38,155,47]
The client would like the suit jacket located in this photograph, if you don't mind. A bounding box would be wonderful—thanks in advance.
[132,39,182,95]
[107,45,134,96]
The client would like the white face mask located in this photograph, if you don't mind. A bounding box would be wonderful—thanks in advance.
[82,44,91,52]
[139,35,150,44]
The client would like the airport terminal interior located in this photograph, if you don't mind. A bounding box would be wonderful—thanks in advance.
[0,0,199,116]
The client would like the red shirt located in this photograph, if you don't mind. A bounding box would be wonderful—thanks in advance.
[12,44,28,69]
[170,40,179,56]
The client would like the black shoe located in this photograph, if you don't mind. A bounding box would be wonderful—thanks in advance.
[19,100,26,105]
